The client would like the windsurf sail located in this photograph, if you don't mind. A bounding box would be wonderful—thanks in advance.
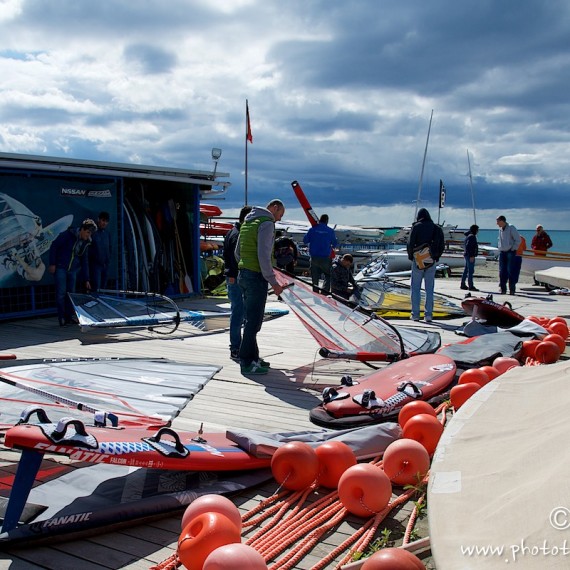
[274,271,440,362]
[0,357,220,429]
[69,291,288,334]
[69,290,186,333]
[357,279,465,319]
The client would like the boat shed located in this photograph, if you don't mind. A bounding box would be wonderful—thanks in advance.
[0,152,230,320]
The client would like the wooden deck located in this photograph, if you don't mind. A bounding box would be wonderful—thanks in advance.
[0,269,568,569]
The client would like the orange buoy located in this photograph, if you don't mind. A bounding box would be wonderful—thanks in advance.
[543,333,566,353]
[534,340,561,364]
[450,382,480,410]
[521,339,541,360]
[181,495,242,533]
[457,368,489,387]
[361,547,425,569]
[178,512,241,570]
[315,441,357,489]
[492,356,520,374]
[548,321,569,339]
[270,441,319,490]
[398,401,436,429]
[382,439,430,487]
[402,413,444,456]
[203,543,268,569]
[337,463,392,517]
[548,316,568,328]
[479,365,500,381]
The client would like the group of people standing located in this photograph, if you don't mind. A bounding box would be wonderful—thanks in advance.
[223,204,358,375]
[468,216,552,296]
[49,212,112,326]
[224,199,557,374]
[406,209,555,320]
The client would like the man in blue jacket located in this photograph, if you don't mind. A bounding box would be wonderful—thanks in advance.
[49,218,96,326]
[303,214,338,292]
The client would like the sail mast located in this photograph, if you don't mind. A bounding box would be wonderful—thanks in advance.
[467,149,476,225]
[414,109,434,222]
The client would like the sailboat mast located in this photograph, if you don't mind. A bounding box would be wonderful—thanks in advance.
[467,149,477,225]
[414,109,434,222]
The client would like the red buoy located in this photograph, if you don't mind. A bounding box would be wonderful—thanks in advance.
[270,441,319,490]
[382,439,430,487]
[361,547,425,568]
[181,495,241,533]
[458,368,489,387]
[203,543,268,569]
[450,382,480,410]
[178,512,241,570]
[338,463,392,517]
[398,401,437,429]
[315,441,357,489]
[402,413,444,455]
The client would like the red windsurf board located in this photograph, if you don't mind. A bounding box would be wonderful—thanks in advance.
[310,354,456,428]
[461,295,525,327]
[4,421,270,472]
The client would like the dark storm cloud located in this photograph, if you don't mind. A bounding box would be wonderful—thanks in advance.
[1,0,570,227]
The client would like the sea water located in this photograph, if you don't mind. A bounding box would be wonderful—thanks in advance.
[477,229,570,254]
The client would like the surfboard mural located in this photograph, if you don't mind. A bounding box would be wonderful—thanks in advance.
[0,193,73,284]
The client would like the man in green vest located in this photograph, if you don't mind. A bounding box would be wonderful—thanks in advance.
[236,199,285,375]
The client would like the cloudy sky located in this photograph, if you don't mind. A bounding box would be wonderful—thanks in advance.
[1,0,569,229]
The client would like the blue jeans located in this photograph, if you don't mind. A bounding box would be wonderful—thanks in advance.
[461,256,475,288]
[310,256,332,292]
[90,264,108,292]
[411,263,436,319]
[238,269,268,366]
[226,277,244,352]
[54,268,78,322]
[499,251,517,292]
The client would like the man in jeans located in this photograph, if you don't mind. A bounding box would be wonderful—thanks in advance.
[496,215,522,295]
[235,199,285,375]
[223,205,251,360]
[48,218,97,326]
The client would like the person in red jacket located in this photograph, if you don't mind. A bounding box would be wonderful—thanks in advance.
[531,224,553,255]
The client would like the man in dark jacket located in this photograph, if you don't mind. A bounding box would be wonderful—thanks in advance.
[49,218,97,326]
[89,211,112,292]
[223,205,252,360]
[406,208,444,322]
[274,230,298,274]
[461,224,479,291]
[331,253,359,299]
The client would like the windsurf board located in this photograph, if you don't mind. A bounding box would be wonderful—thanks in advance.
[461,294,525,327]
[310,354,456,428]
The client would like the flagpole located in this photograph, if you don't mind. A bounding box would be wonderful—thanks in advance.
[245,99,249,205]
[467,149,476,225]
[414,109,433,222]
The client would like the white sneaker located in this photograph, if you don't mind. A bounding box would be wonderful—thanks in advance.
[425,316,433,323]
